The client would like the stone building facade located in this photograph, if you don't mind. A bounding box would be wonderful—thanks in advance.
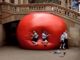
[0,0,80,47]
[0,0,79,12]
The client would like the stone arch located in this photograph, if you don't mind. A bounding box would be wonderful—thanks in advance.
[2,20,20,46]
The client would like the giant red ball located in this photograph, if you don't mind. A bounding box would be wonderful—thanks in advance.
[17,12,66,50]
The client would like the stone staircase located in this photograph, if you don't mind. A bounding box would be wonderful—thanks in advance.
[0,2,80,47]
[0,2,80,24]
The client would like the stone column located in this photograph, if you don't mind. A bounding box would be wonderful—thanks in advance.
[23,0,28,4]
[18,0,28,4]
[0,24,5,46]
[67,0,71,8]
[14,0,18,4]
[60,0,66,7]
[20,0,23,4]
[18,0,23,4]
[0,0,2,2]
[26,0,29,3]
[5,0,10,3]
[18,0,21,4]
[79,1,80,13]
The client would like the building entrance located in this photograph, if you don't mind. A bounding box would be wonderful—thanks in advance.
[3,20,19,46]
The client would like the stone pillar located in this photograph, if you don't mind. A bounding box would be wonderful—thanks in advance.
[18,0,21,4]
[5,0,10,3]
[27,0,28,3]
[67,0,71,8]
[79,1,80,13]
[23,0,28,4]
[14,0,18,4]
[60,0,66,7]
[18,0,23,4]
[20,0,23,4]
[0,0,2,2]
[0,24,5,46]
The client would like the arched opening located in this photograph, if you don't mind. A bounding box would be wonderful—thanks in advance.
[3,20,20,46]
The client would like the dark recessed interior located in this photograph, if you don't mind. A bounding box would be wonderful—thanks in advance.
[3,20,20,46]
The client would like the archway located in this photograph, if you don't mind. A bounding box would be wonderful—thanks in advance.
[3,20,20,46]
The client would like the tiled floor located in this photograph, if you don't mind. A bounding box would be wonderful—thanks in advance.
[0,46,80,60]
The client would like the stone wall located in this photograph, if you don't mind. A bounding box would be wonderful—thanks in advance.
[0,2,80,47]
[64,19,80,47]
[0,24,5,46]
[0,0,29,4]
[0,19,80,47]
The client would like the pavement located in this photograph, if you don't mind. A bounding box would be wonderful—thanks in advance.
[0,46,80,60]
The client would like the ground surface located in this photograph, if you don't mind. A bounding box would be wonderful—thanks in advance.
[0,46,80,60]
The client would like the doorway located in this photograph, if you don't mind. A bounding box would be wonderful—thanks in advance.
[3,20,20,46]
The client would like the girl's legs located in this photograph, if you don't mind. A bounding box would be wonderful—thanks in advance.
[32,38,38,45]
[42,38,48,46]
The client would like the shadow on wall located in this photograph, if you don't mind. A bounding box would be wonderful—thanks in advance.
[3,20,20,46]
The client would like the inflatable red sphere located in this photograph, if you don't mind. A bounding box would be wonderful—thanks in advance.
[17,12,66,50]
